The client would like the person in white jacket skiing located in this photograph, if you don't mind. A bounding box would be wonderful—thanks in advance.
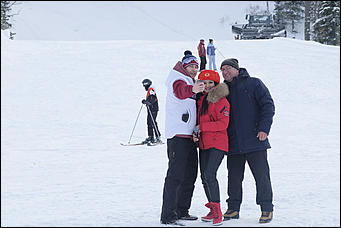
[160,50,205,225]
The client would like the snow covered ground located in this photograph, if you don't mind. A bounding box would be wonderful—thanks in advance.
[9,1,274,41]
[1,33,340,226]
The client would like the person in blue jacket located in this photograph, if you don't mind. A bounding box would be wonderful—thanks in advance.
[207,39,217,71]
[220,58,275,224]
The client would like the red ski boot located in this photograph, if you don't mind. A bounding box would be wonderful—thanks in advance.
[211,202,223,226]
[201,202,214,222]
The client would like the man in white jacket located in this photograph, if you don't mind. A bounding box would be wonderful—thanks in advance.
[160,50,205,225]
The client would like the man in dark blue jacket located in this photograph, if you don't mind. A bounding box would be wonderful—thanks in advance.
[220,58,275,224]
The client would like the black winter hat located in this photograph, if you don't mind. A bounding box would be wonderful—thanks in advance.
[184,50,192,56]
[220,58,239,70]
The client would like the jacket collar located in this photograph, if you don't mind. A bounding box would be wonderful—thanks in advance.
[224,68,249,86]
[207,83,229,103]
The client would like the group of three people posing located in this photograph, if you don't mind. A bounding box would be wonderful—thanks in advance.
[160,50,275,226]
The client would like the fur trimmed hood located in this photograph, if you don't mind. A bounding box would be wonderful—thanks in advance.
[207,83,229,103]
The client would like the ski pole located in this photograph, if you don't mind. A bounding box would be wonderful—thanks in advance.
[128,103,144,144]
[216,48,226,59]
[146,105,161,139]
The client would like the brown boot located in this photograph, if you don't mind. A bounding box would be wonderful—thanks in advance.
[223,209,239,220]
[259,211,273,223]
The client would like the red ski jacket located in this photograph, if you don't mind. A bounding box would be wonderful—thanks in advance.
[197,83,230,152]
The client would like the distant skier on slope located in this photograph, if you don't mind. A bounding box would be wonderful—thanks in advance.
[141,78,162,145]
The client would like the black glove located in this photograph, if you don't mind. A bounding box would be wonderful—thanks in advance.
[142,99,151,106]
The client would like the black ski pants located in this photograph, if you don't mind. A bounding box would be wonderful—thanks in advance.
[199,148,226,203]
[147,110,160,138]
[199,55,206,71]
[160,137,198,223]
[226,150,273,212]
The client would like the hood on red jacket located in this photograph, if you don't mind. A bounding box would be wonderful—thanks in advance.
[207,83,229,103]
[173,61,194,82]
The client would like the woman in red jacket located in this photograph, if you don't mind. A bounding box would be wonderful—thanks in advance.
[194,70,230,226]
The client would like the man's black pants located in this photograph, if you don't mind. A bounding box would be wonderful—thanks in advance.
[199,56,206,71]
[226,150,273,212]
[160,137,198,223]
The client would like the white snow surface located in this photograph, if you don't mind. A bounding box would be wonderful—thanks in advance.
[1,34,340,227]
[9,1,274,41]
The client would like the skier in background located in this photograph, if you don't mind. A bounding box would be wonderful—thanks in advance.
[141,78,162,145]
[198,39,207,71]
[207,39,217,71]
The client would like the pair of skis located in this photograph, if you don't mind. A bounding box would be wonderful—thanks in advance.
[123,103,163,147]
[120,141,164,146]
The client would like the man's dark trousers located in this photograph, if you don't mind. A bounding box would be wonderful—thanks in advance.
[199,56,206,71]
[226,150,273,212]
[161,137,198,223]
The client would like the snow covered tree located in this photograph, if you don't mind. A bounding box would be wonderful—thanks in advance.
[309,1,322,22]
[308,1,322,38]
[304,1,311,40]
[274,1,305,33]
[274,1,286,26]
[303,1,321,41]
[1,1,16,30]
[312,1,340,46]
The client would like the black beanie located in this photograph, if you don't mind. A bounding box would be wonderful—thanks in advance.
[220,58,239,70]
[184,50,192,56]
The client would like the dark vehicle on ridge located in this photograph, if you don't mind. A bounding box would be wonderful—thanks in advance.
[232,14,286,40]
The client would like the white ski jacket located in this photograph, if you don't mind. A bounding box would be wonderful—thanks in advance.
[165,68,196,139]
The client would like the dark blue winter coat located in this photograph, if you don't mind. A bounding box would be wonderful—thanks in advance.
[224,68,275,155]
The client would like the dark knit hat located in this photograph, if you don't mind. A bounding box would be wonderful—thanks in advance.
[182,50,199,68]
[220,58,239,70]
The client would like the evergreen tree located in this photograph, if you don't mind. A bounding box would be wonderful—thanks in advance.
[274,1,304,33]
[1,1,15,30]
[274,1,286,26]
[312,1,340,46]
[310,1,321,23]
[310,1,322,41]
[304,1,311,40]
[304,1,321,41]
